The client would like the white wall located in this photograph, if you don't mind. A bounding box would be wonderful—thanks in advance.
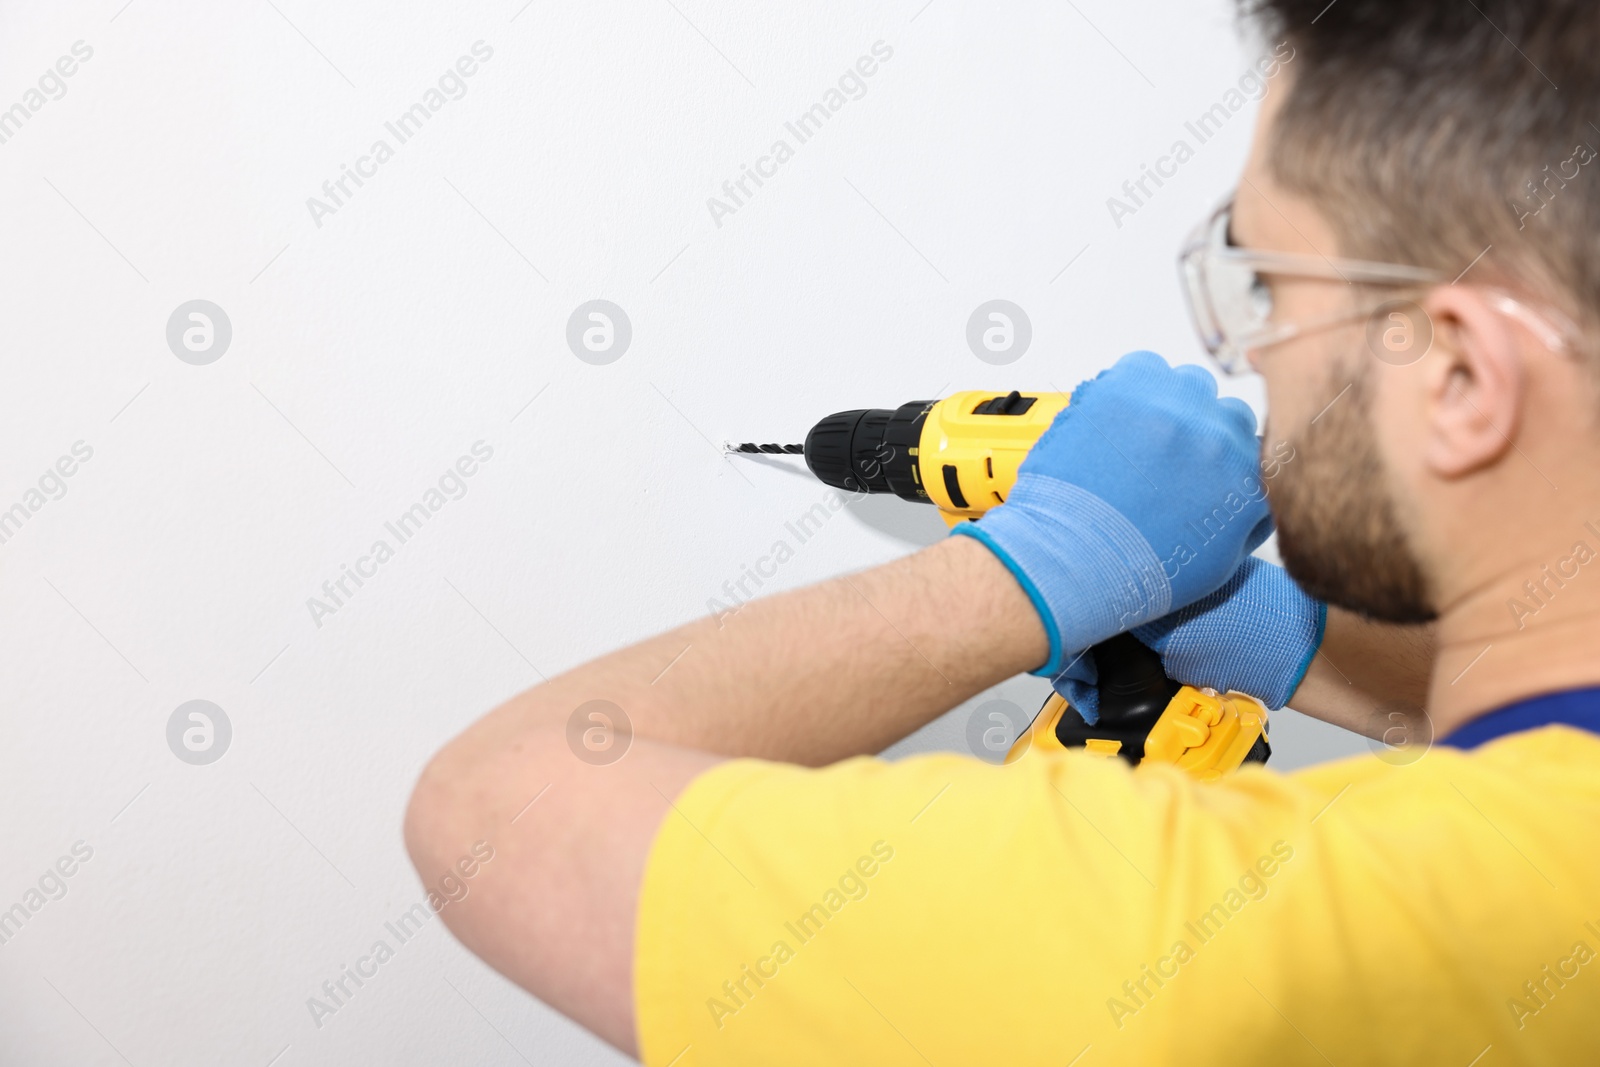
[0,1,1366,1063]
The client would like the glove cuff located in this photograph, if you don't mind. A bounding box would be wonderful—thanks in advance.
[1287,601,1328,702]
[951,473,1171,675]
[950,522,1063,674]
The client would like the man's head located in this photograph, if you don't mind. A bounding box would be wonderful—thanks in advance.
[1228,0,1600,624]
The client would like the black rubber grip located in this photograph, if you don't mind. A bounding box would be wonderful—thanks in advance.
[941,464,968,509]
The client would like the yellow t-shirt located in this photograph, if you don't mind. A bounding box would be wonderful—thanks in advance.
[634,726,1600,1065]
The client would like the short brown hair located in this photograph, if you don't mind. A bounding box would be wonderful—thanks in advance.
[1243,0,1600,328]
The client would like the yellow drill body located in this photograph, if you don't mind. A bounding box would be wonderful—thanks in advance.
[913,390,1070,525]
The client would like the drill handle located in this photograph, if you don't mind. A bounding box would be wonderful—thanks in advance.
[1053,633,1270,771]
[1052,635,1179,763]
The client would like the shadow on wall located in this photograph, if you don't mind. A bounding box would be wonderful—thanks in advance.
[844,493,950,547]
[732,451,950,547]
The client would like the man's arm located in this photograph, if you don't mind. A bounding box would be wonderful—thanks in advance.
[1289,607,1434,738]
[403,536,1044,1056]
[404,547,1433,1059]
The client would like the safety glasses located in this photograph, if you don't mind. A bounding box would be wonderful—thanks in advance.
[1179,195,1449,374]
[1178,194,1575,374]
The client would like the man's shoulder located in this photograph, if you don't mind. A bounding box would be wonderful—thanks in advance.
[1290,722,1600,796]
[1283,726,1600,892]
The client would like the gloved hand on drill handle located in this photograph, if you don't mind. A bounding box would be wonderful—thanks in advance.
[950,350,1274,676]
[1052,556,1328,723]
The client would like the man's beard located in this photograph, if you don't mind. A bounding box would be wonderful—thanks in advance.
[1270,364,1437,623]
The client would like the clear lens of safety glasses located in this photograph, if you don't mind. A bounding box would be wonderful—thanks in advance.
[1179,203,1286,375]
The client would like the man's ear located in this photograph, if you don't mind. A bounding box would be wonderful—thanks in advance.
[1416,286,1524,479]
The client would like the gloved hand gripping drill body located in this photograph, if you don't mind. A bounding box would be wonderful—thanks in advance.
[735,352,1326,775]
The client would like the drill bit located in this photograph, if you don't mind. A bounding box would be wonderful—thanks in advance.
[725,442,804,455]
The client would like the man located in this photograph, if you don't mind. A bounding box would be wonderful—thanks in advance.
[406,1,1600,1062]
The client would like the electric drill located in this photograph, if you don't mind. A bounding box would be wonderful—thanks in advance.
[731,389,1270,780]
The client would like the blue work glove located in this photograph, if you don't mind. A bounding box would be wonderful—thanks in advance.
[1054,557,1327,722]
[951,350,1272,676]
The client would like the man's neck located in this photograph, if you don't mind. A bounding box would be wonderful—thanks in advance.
[1429,511,1600,737]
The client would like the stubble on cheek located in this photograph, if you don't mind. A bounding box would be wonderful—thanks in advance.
[1270,364,1438,623]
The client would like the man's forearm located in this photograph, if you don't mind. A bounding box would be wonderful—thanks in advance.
[1289,607,1435,739]
[444,535,1047,768]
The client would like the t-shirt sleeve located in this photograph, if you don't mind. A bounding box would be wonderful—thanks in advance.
[633,733,1600,1066]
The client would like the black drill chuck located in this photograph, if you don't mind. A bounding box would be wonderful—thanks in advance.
[802,401,935,501]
